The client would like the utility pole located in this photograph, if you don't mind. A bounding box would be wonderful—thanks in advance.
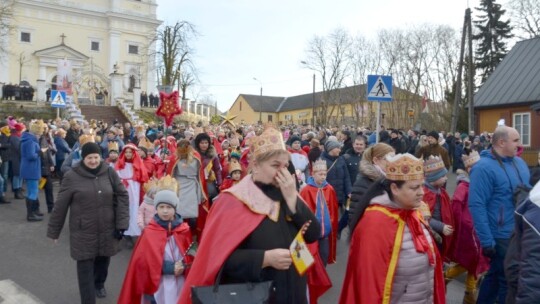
[451,8,474,134]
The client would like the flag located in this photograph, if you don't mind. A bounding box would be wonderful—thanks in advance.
[289,230,314,275]
[422,90,429,114]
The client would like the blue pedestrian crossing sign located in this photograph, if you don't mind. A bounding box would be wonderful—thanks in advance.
[51,90,66,108]
[367,75,393,102]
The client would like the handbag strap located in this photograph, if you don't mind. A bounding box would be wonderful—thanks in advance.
[492,149,525,193]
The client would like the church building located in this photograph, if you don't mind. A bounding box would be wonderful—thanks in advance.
[0,0,161,103]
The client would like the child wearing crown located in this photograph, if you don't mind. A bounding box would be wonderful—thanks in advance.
[445,151,489,303]
[137,179,159,230]
[219,159,243,191]
[422,155,455,261]
[341,153,445,304]
[106,141,120,167]
[300,159,339,266]
[119,176,194,304]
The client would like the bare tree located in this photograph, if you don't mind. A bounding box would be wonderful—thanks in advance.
[0,0,14,54]
[508,0,540,38]
[155,21,198,90]
[302,28,353,125]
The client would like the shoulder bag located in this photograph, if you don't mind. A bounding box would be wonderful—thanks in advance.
[191,266,274,304]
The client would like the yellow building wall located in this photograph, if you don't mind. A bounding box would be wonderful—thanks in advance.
[228,96,258,124]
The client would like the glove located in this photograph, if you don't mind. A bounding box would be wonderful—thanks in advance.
[113,229,125,240]
[482,246,496,258]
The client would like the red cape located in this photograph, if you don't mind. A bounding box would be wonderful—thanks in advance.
[177,192,265,304]
[118,219,193,304]
[423,186,455,261]
[339,204,446,304]
[299,183,339,264]
[448,181,490,277]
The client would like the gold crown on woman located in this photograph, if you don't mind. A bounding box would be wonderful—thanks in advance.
[138,137,154,150]
[462,150,480,168]
[423,155,445,174]
[385,153,424,181]
[250,126,286,157]
[312,159,327,172]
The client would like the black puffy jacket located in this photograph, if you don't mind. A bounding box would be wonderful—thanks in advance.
[505,187,540,303]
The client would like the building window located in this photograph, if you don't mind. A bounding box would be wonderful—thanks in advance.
[91,41,100,51]
[268,115,272,122]
[513,112,530,147]
[20,32,31,43]
[128,44,139,55]
[240,101,242,111]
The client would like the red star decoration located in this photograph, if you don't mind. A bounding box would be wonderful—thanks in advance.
[156,90,182,126]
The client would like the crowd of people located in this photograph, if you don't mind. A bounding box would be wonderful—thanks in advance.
[1,113,539,303]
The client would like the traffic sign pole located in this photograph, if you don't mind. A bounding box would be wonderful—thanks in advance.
[376,102,381,143]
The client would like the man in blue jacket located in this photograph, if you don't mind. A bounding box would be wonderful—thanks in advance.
[469,126,530,303]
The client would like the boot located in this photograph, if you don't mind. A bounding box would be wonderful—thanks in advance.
[26,199,42,222]
[14,189,25,199]
[0,194,11,204]
[33,199,44,216]
[462,290,477,304]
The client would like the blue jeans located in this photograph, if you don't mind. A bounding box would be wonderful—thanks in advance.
[12,175,21,189]
[26,179,39,200]
[0,162,8,192]
[319,237,329,267]
[477,238,510,304]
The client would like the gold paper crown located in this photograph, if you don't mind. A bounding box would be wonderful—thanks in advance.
[143,178,159,193]
[135,124,146,136]
[250,127,286,158]
[312,159,328,172]
[423,155,445,174]
[108,141,119,152]
[29,120,46,135]
[228,159,242,174]
[138,137,154,150]
[385,153,424,181]
[79,134,95,147]
[418,201,432,219]
[157,175,179,193]
[462,150,480,168]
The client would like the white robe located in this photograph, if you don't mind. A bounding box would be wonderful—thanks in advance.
[152,236,185,304]
[116,163,141,236]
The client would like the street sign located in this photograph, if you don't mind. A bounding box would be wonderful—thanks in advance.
[367,75,393,102]
[51,90,66,108]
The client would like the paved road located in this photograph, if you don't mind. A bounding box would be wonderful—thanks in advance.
[0,173,466,303]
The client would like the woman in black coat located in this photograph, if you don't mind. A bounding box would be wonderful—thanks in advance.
[48,142,129,303]
[348,143,395,232]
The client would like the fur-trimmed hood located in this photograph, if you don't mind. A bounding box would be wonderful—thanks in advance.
[196,145,217,159]
[359,159,385,181]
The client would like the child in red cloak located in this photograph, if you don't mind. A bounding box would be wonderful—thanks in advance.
[422,155,455,261]
[118,187,193,304]
[219,159,242,191]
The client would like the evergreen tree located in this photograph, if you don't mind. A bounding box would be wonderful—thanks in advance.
[473,0,513,84]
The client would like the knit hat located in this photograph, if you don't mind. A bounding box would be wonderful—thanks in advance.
[427,131,439,140]
[289,135,301,145]
[81,142,101,159]
[324,140,341,153]
[423,155,448,183]
[14,123,26,132]
[154,190,180,210]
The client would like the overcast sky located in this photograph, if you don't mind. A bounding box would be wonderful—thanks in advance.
[157,0,484,112]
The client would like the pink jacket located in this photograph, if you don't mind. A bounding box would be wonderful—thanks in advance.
[137,202,156,230]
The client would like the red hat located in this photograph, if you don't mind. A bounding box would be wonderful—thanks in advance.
[14,123,26,132]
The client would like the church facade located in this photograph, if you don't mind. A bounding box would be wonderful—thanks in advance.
[0,0,161,103]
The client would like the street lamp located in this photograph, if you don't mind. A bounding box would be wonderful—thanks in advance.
[300,61,316,127]
[253,77,262,124]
